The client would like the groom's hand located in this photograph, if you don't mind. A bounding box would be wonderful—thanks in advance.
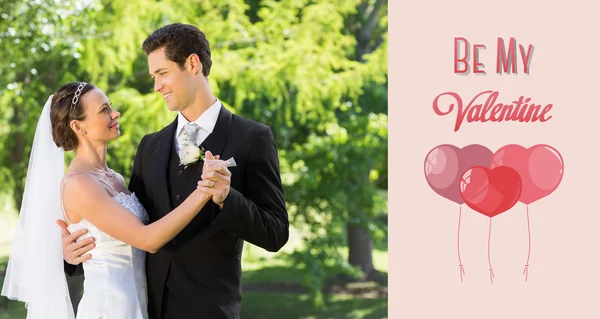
[198,151,231,208]
[57,219,95,265]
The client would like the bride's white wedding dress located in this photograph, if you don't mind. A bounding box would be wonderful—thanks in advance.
[63,173,150,319]
[0,96,151,319]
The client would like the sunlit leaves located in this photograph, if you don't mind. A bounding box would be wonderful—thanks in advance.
[0,0,387,307]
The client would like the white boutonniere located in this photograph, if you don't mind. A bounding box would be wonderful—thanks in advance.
[179,144,206,168]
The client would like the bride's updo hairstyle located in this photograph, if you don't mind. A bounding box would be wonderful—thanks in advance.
[50,82,95,151]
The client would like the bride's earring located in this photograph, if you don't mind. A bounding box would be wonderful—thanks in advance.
[82,129,87,135]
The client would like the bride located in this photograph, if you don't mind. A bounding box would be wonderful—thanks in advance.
[1,82,224,318]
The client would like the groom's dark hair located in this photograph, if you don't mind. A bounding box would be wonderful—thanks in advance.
[142,23,212,77]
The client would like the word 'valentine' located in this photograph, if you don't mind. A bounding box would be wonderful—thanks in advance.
[432,90,553,132]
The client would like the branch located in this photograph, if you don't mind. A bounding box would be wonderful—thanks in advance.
[369,35,385,54]
[358,1,369,18]
[356,0,385,61]
[68,31,113,41]
[213,36,268,49]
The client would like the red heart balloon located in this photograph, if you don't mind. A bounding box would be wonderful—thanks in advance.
[459,166,522,218]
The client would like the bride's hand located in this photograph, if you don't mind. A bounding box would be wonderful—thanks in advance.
[200,151,224,187]
[198,153,231,208]
[201,151,220,172]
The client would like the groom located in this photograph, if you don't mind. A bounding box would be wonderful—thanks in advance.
[60,23,289,318]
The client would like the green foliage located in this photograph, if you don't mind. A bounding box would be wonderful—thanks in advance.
[0,0,387,308]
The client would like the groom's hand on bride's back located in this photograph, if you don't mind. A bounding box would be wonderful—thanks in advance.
[56,219,95,265]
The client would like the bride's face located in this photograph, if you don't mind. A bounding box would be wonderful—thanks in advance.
[75,88,121,143]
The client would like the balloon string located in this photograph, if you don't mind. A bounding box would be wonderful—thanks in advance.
[457,205,465,281]
[488,218,495,284]
[523,205,531,281]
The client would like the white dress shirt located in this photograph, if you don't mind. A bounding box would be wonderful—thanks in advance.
[174,98,221,153]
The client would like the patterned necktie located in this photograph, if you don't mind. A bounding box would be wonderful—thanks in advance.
[179,123,200,155]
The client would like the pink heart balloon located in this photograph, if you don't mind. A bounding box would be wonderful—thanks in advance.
[424,144,494,205]
[490,144,564,205]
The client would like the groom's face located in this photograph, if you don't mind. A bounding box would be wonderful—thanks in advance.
[148,47,195,112]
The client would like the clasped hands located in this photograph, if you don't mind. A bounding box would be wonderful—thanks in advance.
[57,150,231,265]
[196,150,232,208]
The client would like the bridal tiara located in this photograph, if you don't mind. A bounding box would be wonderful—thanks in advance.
[71,82,87,110]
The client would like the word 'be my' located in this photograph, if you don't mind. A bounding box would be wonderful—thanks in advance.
[454,37,534,75]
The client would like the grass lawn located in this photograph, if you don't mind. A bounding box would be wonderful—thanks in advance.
[239,243,388,318]
[1,248,388,318]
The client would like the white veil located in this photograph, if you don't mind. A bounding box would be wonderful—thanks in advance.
[1,95,75,318]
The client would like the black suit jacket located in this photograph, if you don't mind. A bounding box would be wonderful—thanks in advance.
[66,105,289,318]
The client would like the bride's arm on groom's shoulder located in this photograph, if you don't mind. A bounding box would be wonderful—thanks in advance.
[214,125,289,253]
[62,173,213,254]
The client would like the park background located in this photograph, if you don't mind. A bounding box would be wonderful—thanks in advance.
[0,0,388,318]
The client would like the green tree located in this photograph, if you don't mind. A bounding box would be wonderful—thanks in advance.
[0,0,387,308]
[196,0,389,304]
[343,0,387,281]
[0,0,83,211]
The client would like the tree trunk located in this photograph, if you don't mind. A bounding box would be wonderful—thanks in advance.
[10,100,25,212]
[346,0,386,282]
[347,222,374,275]
[11,73,32,212]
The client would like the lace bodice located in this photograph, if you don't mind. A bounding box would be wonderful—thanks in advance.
[67,192,149,242]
